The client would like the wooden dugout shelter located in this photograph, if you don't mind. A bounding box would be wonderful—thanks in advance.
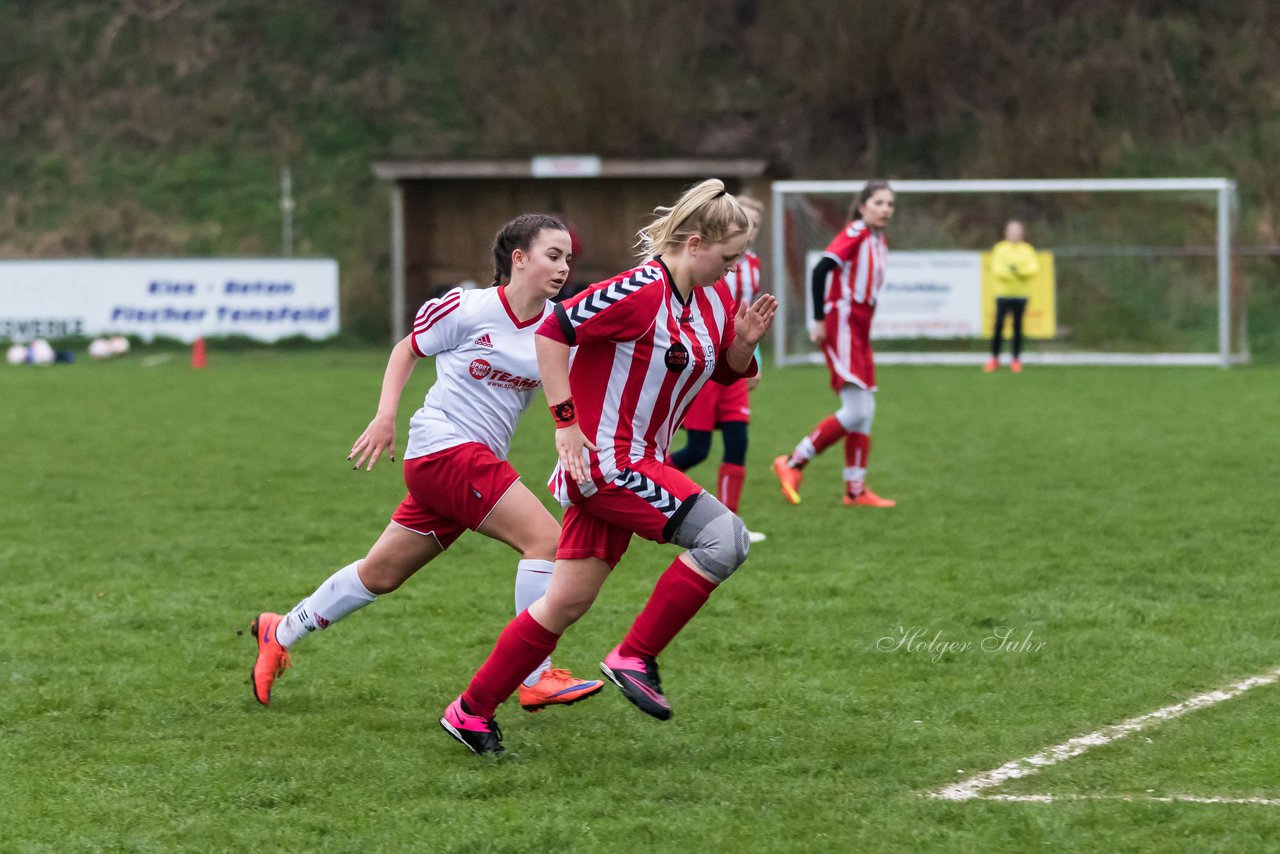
[371,156,771,341]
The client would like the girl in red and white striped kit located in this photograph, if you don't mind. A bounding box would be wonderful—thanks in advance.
[774,180,897,508]
[439,179,777,755]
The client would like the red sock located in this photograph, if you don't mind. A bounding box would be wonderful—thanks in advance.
[461,610,560,718]
[843,432,870,494]
[791,415,846,467]
[618,557,718,660]
[716,462,746,513]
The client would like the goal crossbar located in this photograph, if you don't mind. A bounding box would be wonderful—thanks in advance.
[770,178,1241,368]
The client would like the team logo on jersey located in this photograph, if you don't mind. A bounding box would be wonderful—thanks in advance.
[315,615,330,629]
[664,342,689,373]
[467,358,539,389]
[473,333,493,348]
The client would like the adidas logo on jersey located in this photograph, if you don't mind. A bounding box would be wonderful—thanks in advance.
[474,333,493,348]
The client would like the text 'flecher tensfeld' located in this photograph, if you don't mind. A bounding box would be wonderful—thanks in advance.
[111,278,332,325]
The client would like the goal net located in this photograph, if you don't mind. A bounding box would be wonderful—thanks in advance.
[769,179,1245,368]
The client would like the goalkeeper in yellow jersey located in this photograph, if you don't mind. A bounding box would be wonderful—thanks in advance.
[984,220,1039,373]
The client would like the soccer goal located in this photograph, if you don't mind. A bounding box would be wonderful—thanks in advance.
[770,178,1244,368]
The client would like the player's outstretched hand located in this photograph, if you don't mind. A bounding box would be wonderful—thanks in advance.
[808,320,827,347]
[555,422,598,485]
[735,294,777,347]
[349,414,396,471]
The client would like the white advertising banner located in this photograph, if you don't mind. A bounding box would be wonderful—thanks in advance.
[0,259,339,343]
[805,250,983,339]
[873,251,983,339]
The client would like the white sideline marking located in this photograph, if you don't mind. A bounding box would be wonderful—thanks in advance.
[931,666,1280,802]
[988,794,1280,807]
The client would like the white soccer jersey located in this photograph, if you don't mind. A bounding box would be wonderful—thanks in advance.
[403,286,551,461]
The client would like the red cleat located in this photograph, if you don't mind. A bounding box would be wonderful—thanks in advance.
[772,455,803,505]
[1010,359,1023,373]
[249,612,291,706]
[983,357,998,373]
[843,487,897,508]
[517,668,603,712]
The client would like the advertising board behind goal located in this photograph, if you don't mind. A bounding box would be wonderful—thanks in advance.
[0,259,339,343]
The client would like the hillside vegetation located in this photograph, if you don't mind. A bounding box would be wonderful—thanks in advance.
[2,1,1277,349]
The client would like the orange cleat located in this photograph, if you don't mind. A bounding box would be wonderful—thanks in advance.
[772,455,803,505]
[249,612,291,706]
[843,487,897,508]
[983,357,998,373]
[518,668,604,713]
[1010,359,1023,373]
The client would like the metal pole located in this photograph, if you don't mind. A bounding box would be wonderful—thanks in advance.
[280,166,294,257]
[390,183,406,343]
[1217,185,1231,368]
[772,182,787,367]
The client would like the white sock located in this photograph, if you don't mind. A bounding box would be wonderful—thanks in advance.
[790,437,816,466]
[276,561,377,649]
[843,466,867,495]
[515,559,554,686]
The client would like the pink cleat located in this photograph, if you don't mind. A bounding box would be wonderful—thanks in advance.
[439,696,504,754]
[600,646,672,721]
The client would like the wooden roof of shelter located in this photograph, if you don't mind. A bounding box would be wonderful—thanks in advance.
[371,157,770,182]
[370,156,773,341]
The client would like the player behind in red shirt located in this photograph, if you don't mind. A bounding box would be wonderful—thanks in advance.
[668,195,767,542]
[247,214,602,712]
[773,180,897,508]
[439,179,778,754]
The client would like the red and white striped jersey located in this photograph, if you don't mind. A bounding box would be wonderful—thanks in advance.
[722,249,761,306]
[404,285,551,461]
[821,221,888,311]
[538,258,757,504]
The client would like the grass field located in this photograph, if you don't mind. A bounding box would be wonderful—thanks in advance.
[3,349,1278,851]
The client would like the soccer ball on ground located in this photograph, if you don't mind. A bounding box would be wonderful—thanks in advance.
[29,339,55,366]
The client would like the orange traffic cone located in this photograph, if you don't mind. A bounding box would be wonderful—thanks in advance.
[192,337,207,369]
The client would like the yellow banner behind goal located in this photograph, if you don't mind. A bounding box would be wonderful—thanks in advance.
[980,251,1056,339]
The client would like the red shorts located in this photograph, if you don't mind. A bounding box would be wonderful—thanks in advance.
[391,442,520,549]
[556,459,704,569]
[682,378,751,432]
[822,306,876,391]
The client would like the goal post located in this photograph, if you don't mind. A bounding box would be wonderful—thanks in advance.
[769,178,1244,369]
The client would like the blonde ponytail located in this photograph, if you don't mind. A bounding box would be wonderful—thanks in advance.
[635,179,749,259]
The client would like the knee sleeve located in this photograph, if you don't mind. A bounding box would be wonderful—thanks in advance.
[669,493,750,583]
[834,386,876,434]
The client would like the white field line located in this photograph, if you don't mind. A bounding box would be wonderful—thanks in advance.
[988,794,1280,807]
[930,666,1280,802]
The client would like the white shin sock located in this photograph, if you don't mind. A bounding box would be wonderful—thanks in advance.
[276,561,377,649]
[515,558,554,686]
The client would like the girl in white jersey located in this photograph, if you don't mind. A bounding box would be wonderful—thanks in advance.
[440,180,777,755]
[248,214,602,713]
